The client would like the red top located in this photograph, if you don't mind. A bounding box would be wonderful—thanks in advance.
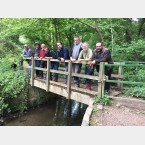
[39,49,45,58]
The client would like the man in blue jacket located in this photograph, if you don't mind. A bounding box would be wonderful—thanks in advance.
[56,42,70,83]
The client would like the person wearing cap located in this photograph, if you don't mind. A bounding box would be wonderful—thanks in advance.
[22,44,29,57]
[34,42,41,77]
[22,44,33,75]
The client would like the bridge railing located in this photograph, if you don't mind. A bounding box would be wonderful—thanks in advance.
[103,61,145,103]
[23,57,101,99]
[22,57,125,99]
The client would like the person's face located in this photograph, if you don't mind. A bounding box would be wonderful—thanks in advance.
[41,44,45,49]
[35,44,39,49]
[74,38,80,45]
[45,48,49,53]
[24,46,28,50]
[82,43,88,52]
[96,43,102,51]
[57,43,62,49]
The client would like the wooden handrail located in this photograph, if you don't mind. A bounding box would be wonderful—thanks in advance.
[24,57,145,98]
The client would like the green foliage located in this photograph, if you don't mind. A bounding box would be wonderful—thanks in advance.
[123,87,145,98]
[113,39,145,61]
[0,57,29,116]
[94,94,111,106]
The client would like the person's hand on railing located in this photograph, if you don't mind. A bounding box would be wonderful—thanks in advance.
[60,58,65,62]
[78,59,82,63]
[70,58,76,62]
[90,60,96,65]
[88,60,96,69]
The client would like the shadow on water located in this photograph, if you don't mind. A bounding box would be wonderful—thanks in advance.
[5,96,88,126]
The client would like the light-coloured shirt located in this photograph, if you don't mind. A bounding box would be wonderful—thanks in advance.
[72,42,82,59]
[78,48,92,59]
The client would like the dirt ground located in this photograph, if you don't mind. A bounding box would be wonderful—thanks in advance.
[90,95,145,126]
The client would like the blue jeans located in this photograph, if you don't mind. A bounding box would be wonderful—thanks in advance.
[85,64,94,84]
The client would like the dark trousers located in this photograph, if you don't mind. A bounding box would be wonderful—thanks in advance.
[50,62,59,81]
[84,64,94,84]
[40,61,59,80]
[104,69,112,91]
[57,62,68,83]
[35,60,41,77]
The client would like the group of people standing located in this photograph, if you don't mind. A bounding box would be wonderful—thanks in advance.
[22,36,113,92]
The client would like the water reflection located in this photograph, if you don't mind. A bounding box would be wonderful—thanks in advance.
[53,96,88,126]
[5,96,87,126]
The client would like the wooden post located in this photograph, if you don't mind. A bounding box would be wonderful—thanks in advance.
[31,57,34,86]
[46,58,51,92]
[101,62,105,97]
[117,63,123,90]
[98,62,103,97]
[67,60,72,99]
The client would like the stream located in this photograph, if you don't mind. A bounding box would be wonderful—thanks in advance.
[5,96,88,126]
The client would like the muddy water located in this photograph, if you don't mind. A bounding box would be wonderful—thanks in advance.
[5,96,87,126]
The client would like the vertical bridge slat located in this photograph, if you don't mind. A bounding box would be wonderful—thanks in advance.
[46,58,51,92]
[31,57,34,86]
[67,60,72,99]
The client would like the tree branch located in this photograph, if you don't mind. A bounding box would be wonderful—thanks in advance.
[76,18,95,30]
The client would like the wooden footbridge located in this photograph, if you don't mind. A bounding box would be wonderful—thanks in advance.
[22,57,145,106]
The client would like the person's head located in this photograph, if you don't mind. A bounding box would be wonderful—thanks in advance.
[41,43,46,50]
[45,47,49,53]
[96,42,103,51]
[24,44,28,50]
[27,45,31,49]
[34,42,40,49]
[74,36,80,45]
[82,42,89,52]
[57,42,63,49]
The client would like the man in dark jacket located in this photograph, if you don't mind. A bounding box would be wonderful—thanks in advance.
[56,42,70,83]
[70,36,82,87]
[43,47,58,81]
[90,42,113,92]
